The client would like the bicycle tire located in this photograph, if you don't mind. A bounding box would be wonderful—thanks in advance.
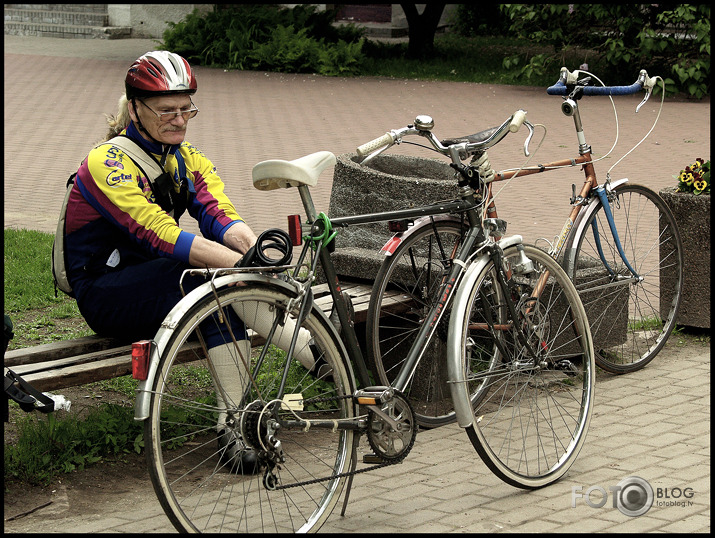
[564,183,683,374]
[144,283,355,533]
[454,244,595,489]
[366,219,468,428]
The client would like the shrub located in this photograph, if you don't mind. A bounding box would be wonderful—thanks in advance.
[500,4,710,98]
[162,5,364,77]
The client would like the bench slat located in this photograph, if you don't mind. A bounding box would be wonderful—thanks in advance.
[20,341,207,392]
[4,334,129,367]
[6,279,380,392]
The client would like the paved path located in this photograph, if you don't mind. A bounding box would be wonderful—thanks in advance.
[3,35,710,533]
[4,335,710,533]
[3,35,710,246]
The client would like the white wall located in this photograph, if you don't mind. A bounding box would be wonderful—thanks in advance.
[108,4,214,39]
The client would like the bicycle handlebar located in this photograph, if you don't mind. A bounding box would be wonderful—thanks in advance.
[546,67,656,96]
[356,132,396,157]
[509,109,527,132]
[356,110,532,163]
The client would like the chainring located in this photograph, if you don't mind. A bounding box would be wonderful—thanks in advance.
[366,390,417,462]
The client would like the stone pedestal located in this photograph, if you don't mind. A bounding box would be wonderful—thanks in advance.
[659,188,710,328]
[324,152,457,282]
[326,152,627,353]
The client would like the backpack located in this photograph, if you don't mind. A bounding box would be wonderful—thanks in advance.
[52,136,188,297]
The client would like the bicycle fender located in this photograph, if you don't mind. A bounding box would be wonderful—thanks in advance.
[446,235,523,429]
[133,273,349,421]
[381,214,463,256]
[562,177,629,275]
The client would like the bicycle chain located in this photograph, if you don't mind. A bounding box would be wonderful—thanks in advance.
[273,456,401,491]
[270,393,408,491]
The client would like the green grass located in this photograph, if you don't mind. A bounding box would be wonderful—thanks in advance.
[4,228,93,349]
[4,228,64,311]
[4,403,144,486]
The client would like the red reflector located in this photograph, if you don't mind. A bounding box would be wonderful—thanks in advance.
[288,215,302,246]
[381,236,402,255]
[388,219,411,233]
[132,340,151,380]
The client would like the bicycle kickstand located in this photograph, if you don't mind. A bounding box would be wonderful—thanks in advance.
[340,434,362,516]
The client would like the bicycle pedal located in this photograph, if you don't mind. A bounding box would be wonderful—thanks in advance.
[555,359,579,376]
[353,386,394,406]
[363,453,384,464]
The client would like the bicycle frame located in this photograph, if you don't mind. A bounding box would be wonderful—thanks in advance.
[295,182,491,393]
[488,105,638,278]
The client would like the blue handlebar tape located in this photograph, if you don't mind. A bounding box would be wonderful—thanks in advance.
[546,81,642,96]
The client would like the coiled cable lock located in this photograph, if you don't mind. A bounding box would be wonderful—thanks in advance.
[236,228,293,268]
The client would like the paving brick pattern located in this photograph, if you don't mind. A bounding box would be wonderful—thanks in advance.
[3,35,710,534]
[3,35,710,246]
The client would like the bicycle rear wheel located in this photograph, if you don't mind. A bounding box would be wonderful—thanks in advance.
[366,219,466,428]
[564,183,683,374]
[454,245,595,489]
[144,283,355,533]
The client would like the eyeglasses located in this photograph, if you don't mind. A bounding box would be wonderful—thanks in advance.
[139,99,199,122]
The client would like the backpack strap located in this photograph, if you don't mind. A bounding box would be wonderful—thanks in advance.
[106,135,164,179]
[105,136,188,222]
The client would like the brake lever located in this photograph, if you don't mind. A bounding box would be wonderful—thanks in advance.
[522,120,535,157]
[635,69,656,113]
[635,86,652,113]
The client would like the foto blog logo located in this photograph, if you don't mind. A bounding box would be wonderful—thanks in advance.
[572,476,654,517]
[572,476,695,517]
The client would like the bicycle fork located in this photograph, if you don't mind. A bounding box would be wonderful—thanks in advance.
[591,185,640,279]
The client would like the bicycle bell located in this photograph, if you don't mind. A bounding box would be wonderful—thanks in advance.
[414,115,434,131]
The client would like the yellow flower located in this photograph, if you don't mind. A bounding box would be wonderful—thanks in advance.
[684,172,695,185]
[694,179,707,191]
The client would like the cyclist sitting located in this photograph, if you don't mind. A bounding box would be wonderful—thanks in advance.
[64,51,266,474]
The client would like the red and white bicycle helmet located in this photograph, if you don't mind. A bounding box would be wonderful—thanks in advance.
[125,51,197,100]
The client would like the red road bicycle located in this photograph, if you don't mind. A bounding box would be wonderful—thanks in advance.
[362,66,683,416]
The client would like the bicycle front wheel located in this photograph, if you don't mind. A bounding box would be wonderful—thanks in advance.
[144,283,355,533]
[366,219,466,428]
[564,184,683,373]
[455,245,595,489]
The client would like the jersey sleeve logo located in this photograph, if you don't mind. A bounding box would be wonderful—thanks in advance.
[104,159,124,169]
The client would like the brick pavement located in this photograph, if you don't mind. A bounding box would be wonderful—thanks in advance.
[3,35,710,533]
[4,334,709,533]
[3,35,710,246]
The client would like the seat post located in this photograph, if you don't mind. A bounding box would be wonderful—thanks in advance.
[298,184,318,222]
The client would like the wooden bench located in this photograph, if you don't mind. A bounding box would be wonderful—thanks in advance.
[5,280,397,392]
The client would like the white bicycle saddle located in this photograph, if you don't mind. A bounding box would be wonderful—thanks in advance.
[252,151,337,191]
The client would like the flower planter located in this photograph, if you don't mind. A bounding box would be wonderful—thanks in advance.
[659,187,711,328]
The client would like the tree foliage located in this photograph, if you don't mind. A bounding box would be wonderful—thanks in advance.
[499,4,710,98]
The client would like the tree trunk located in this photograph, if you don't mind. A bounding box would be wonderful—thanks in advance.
[400,3,446,59]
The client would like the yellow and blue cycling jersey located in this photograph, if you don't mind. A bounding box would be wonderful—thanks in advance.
[65,122,244,299]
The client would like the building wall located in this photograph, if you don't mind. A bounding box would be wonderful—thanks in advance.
[108,4,214,39]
